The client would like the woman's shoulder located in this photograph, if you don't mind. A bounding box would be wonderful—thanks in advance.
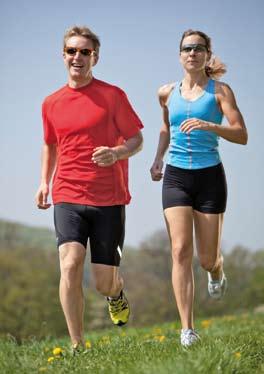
[214,80,233,95]
[158,82,176,106]
[213,81,237,106]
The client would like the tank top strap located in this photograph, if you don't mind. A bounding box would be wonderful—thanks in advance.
[206,79,215,95]
[167,82,180,107]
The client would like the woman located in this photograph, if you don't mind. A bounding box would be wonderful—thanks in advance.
[150,29,247,347]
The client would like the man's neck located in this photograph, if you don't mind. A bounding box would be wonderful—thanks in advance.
[68,74,93,89]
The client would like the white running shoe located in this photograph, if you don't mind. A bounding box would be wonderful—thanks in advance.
[180,329,200,347]
[208,272,227,300]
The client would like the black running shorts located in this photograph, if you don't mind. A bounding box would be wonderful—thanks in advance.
[162,163,227,213]
[54,203,125,266]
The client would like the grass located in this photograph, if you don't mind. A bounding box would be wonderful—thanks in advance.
[0,314,263,374]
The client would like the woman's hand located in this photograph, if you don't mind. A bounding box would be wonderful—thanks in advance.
[150,159,164,181]
[180,118,214,134]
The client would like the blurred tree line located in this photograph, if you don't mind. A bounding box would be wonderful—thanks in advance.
[0,220,264,341]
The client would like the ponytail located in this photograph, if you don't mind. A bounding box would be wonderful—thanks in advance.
[205,56,226,80]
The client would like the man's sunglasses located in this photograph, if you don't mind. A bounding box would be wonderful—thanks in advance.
[180,44,208,53]
[64,47,95,56]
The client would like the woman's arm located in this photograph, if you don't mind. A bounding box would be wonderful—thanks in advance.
[150,84,173,181]
[214,83,248,144]
[180,82,248,145]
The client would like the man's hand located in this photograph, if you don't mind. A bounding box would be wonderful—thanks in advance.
[35,183,51,209]
[92,146,118,167]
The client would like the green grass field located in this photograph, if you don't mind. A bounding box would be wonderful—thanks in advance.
[0,314,263,374]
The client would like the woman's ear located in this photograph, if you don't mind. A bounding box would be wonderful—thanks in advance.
[207,51,212,62]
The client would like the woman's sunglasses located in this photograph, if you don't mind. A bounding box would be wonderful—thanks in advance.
[180,44,208,53]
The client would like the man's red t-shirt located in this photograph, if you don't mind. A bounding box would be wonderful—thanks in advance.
[42,78,143,206]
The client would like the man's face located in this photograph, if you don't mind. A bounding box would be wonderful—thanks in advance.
[63,36,98,82]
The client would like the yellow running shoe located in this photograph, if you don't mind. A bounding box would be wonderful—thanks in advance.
[107,291,130,326]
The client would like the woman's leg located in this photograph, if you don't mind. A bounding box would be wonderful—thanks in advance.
[164,206,194,329]
[194,211,224,279]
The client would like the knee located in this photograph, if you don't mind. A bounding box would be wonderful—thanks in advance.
[171,243,193,265]
[60,260,81,283]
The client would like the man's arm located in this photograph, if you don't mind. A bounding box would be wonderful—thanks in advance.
[92,131,143,167]
[35,143,57,209]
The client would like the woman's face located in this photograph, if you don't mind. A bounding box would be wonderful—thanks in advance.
[179,34,211,74]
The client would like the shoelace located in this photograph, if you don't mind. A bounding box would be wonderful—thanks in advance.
[109,298,127,315]
[182,330,197,338]
[181,330,199,345]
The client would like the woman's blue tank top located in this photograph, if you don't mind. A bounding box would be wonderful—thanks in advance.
[167,79,223,169]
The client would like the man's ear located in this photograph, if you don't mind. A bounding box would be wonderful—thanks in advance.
[92,53,99,66]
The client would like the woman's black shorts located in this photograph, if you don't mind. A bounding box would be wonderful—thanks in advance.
[54,203,125,266]
[162,163,227,213]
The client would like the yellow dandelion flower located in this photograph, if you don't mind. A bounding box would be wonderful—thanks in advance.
[85,340,92,349]
[152,328,162,335]
[47,357,55,363]
[234,352,241,359]
[201,320,212,328]
[53,347,63,356]
[154,335,166,342]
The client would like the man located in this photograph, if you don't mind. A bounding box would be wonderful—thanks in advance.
[35,25,143,350]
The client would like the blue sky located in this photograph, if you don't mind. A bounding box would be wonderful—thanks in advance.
[1,0,263,251]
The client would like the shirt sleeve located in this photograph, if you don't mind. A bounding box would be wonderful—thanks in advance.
[42,99,57,144]
[113,88,143,140]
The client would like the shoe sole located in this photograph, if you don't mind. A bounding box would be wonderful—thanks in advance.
[208,276,227,300]
[115,320,126,326]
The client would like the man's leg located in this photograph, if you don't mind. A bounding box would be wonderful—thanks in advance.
[88,205,129,325]
[92,263,123,297]
[59,242,86,345]
[92,263,129,326]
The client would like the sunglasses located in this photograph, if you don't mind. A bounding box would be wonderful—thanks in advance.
[64,47,95,56]
[180,44,208,53]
